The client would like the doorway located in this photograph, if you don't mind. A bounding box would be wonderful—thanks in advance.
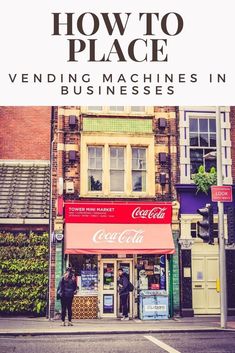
[100,259,133,318]
[192,253,220,314]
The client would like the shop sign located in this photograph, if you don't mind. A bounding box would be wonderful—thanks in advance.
[211,186,233,202]
[65,202,172,224]
[64,223,175,255]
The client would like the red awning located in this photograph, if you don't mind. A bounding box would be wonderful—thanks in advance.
[65,223,175,255]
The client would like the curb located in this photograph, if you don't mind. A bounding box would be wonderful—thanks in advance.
[0,328,234,336]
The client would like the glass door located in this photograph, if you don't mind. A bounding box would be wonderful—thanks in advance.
[100,259,133,318]
[117,260,133,318]
[100,260,117,317]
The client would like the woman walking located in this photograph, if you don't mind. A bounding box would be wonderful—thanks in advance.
[57,267,77,326]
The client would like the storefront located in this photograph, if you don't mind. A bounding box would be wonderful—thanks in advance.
[64,202,175,319]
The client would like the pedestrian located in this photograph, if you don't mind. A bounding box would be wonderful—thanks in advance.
[117,268,130,320]
[57,266,77,326]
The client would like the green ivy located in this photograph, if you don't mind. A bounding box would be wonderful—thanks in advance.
[192,165,217,194]
[0,231,49,316]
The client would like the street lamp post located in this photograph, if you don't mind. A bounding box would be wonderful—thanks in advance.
[216,106,227,329]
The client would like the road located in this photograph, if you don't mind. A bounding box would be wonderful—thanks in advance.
[1,332,235,353]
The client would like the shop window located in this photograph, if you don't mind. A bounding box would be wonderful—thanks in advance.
[132,147,146,192]
[137,255,166,290]
[189,117,216,175]
[103,263,115,290]
[69,255,98,294]
[110,147,124,192]
[88,146,103,191]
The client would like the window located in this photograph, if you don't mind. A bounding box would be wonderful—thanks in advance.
[88,147,103,191]
[69,255,98,294]
[131,106,145,112]
[189,117,216,174]
[109,106,125,112]
[110,147,124,192]
[82,134,155,197]
[132,148,146,192]
[87,106,102,111]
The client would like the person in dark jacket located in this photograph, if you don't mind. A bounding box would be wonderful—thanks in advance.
[117,268,130,320]
[57,267,77,326]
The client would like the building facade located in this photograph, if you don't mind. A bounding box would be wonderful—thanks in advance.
[176,106,235,317]
[0,106,51,315]
[49,106,181,319]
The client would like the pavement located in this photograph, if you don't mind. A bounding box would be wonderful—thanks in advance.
[0,315,235,336]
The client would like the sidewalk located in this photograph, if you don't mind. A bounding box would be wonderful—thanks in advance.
[0,316,235,336]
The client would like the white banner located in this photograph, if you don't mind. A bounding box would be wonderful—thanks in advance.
[0,0,234,105]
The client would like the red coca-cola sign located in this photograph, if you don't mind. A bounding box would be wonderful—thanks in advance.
[65,202,172,224]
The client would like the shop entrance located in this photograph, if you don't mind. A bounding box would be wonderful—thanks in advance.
[100,259,133,318]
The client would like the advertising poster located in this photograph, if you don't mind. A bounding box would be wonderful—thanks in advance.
[0,0,235,350]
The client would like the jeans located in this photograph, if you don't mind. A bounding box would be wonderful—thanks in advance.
[120,293,129,317]
[61,297,73,322]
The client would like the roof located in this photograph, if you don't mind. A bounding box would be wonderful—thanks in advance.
[0,163,50,224]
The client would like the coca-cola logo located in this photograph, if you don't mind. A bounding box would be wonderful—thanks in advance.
[93,229,144,244]
[132,207,167,219]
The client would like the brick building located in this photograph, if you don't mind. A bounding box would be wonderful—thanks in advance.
[49,106,180,319]
[0,106,51,232]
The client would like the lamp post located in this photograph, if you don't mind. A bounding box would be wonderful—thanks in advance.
[203,108,227,328]
[216,106,227,329]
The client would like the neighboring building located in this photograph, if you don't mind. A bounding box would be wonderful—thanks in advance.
[176,106,235,316]
[0,107,51,316]
[0,106,51,232]
[49,106,180,319]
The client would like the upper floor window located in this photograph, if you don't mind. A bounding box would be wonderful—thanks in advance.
[87,106,102,111]
[88,146,103,191]
[132,148,146,192]
[131,106,145,112]
[110,147,124,192]
[109,106,125,112]
[81,134,155,197]
[189,117,216,174]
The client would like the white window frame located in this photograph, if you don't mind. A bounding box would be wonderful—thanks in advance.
[179,107,232,184]
[80,134,155,197]
[87,146,103,192]
[109,146,125,193]
[131,147,147,192]
[189,116,217,175]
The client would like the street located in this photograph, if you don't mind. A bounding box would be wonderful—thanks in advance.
[1,332,235,353]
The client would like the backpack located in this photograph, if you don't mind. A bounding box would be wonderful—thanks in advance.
[128,281,134,292]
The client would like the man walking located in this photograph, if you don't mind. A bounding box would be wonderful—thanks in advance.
[117,268,130,320]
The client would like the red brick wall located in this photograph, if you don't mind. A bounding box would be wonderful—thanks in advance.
[230,106,235,183]
[0,106,51,160]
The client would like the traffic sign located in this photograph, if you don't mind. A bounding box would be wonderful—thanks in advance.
[211,186,233,202]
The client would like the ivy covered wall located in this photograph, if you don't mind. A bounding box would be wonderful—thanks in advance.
[0,231,49,316]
